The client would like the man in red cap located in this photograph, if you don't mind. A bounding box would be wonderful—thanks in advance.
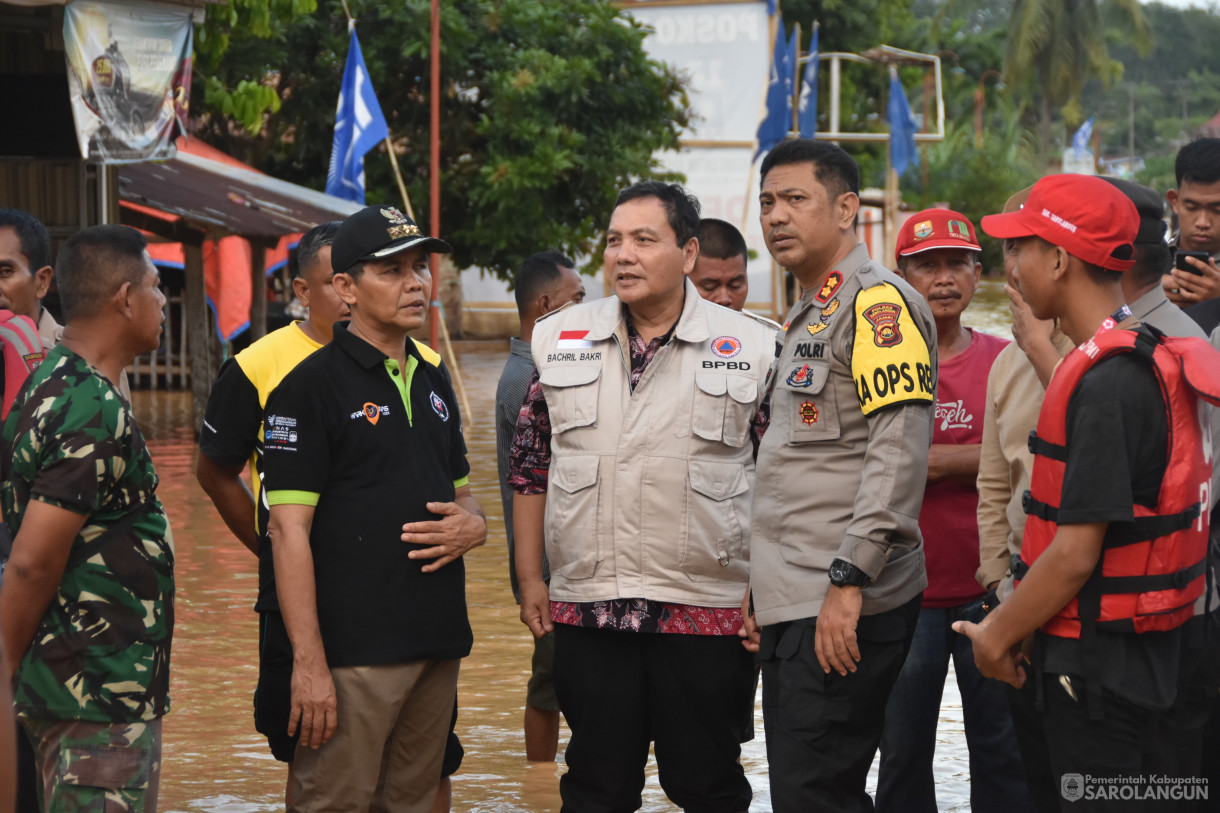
[876,210,1029,813]
[956,174,1220,807]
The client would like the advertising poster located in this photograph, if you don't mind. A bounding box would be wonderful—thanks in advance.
[63,0,193,163]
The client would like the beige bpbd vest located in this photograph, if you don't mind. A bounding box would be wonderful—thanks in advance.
[532,279,777,607]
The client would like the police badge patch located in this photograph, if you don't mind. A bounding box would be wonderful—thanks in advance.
[799,401,819,424]
[862,302,903,348]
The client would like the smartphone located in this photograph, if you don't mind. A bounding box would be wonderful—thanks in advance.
[1176,250,1212,275]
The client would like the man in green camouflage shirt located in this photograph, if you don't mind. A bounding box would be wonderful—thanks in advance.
[0,225,172,812]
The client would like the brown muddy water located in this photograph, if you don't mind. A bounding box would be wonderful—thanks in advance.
[140,282,1015,812]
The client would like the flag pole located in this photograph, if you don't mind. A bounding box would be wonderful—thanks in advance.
[338,1,471,423]
[424,0,472,423]
[790,22,800,136]
[429,0,441,353]
[747,6,780,318]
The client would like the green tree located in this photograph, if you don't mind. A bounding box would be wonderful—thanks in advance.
[920,116,1039,272]
[191,0,690,281]
[195,0,319,133]
[1003,0,1149,165]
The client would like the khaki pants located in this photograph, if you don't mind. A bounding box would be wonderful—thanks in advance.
[291,659,460,813]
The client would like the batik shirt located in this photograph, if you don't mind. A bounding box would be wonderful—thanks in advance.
[508,315,767,635]
[2,344,174,723]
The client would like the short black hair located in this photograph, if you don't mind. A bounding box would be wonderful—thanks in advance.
[1130,243,1171,289]
[698,218,748,262]
[614,181,701,246]
[759,138,860,202]
[56,225,149,323]
[295,221,341,279]
[1176,138,1220,187]
[514,250,575,317]
[0,208,51,272]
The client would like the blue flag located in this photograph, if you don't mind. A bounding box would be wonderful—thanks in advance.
[754,19,795,160]
[886,70,919,175]
[798,27,819,138]
[327,30,390,203]
[1072,116,1094,160]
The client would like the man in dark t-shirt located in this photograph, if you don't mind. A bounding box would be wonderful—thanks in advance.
[959,175,1216,810]
[262,205,485,812]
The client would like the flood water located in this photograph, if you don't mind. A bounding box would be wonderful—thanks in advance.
[138,282,1016,813]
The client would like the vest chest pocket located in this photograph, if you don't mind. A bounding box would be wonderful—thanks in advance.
[546,455,602,580]
[539,365,601,433]
[692,373,759,447]
[774,360,842,443]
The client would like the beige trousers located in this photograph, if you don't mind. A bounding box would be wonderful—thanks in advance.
[291,659,460,813]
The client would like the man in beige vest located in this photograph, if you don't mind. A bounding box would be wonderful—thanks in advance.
[743,139,937,813]
[510,181,776,812]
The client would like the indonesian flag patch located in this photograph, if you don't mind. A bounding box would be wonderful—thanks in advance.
[557,330,593,350]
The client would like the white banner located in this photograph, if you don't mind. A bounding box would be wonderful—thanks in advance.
[630,2,771,142]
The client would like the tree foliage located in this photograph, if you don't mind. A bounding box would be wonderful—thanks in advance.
[1003,0,1149,162]
[195,0,318,133]
[191,0,690,281]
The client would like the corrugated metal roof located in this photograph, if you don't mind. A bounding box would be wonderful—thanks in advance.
[118,150,361,238]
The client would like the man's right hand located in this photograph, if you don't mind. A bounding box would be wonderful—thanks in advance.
[738,585,760,653]
[289,656,338,749]
[519,579,553,639]
[1164,254,1220,305]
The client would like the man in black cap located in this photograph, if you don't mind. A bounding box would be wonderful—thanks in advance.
[261,205,486,812]
[1104,178,1208,339]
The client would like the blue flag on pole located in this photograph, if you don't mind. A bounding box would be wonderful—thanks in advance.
[327,29,390,203]
[887,69,919,175]
[1072,116,1094,160]
[798,27,819,138]
[754,19,794,160]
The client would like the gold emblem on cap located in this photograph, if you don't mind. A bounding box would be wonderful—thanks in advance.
[387,224,421,239]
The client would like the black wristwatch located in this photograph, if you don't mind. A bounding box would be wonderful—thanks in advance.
[828,558,871,588]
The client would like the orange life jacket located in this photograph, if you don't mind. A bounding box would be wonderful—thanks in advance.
[1016,325,1220,637]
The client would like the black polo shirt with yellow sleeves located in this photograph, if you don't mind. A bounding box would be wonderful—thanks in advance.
[261,322,472,668]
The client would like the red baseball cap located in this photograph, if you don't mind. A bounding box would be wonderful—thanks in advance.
[980,174,1138,272]
[895,209,981,264]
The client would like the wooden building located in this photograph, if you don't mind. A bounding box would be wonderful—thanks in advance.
[1,0,358,428]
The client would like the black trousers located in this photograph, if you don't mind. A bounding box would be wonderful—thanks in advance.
[1007,673,1060,812]
[553,623,755,813]
[1041,673,1190,813]
[759,594,921,813]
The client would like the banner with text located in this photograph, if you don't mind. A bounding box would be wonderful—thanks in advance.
[64,0,193,163]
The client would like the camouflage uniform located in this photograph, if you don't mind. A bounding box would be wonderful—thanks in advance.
[1,344,174,810]
[23,717,162,811]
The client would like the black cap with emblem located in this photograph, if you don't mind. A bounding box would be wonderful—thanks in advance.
[331,205,453,274]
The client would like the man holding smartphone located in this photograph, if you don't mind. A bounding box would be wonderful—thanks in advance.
[1160,139,1220,318]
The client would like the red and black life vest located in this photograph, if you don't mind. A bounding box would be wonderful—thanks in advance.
[1015,324,1220,638]
[0,309,44,420]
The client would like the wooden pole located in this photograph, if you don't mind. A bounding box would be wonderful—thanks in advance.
[385,139,416,222]
[249,242,268,341]
[184,241,211,434]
